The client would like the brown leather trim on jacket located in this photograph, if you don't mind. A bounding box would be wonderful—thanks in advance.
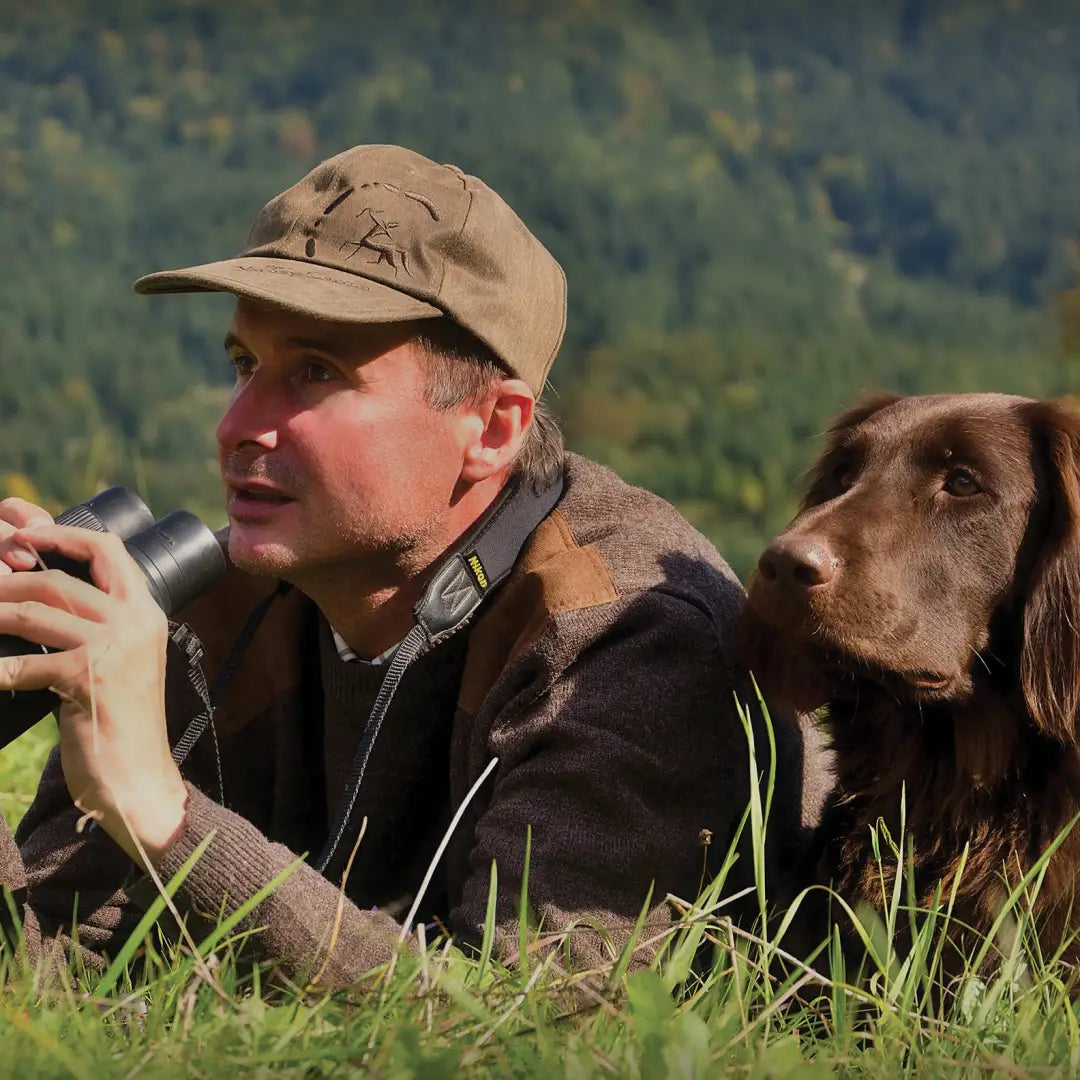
[172,537,313,740]
[457,509,618,717]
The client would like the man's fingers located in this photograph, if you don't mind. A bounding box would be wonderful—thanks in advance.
[0,647,86,697]
[0,497,54,573]
[0,521,20,574]
[0,566,114,621]
[0,600,99,652]
[10,525,146,601]
[0,498,55,531]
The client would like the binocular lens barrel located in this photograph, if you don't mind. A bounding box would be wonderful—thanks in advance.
[0,487,226,751]
[125,510,228,614]
[44,487,157,580]
[55,486,155,538]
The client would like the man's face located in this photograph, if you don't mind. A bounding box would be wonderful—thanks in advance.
[217,299,470,582]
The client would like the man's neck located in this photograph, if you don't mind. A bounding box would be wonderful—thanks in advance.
[298,475,506,661]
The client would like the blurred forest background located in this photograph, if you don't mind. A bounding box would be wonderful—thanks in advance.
[3,0,1080,578]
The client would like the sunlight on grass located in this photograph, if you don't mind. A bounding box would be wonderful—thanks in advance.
[1,701,1079,1078]
[0,718,54,827]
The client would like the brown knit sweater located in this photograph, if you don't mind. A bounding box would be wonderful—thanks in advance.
[4,454,830,988]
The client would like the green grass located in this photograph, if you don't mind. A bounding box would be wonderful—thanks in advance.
[1,706,1079,1078]
[0,719,55,826]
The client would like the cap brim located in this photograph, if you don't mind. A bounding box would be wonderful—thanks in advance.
[133,256,444,324]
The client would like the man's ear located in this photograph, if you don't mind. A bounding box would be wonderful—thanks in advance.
[459,379,535,484]
[1020,400,1080,743]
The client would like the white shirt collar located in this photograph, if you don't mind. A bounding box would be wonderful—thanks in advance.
[330,626,401,667]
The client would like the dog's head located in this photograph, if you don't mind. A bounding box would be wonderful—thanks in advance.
[742,393,1080,742]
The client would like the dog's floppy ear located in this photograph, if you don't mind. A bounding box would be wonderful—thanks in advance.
[1021,400,1080,743]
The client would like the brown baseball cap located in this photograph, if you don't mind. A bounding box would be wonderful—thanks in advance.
[134,144,567,395]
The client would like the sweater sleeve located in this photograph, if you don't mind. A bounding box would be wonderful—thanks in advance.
[4,621,390,986]
[5,619,409,988]
[8,748,407,989]
[153,783,406,987]
[5,746,152,976]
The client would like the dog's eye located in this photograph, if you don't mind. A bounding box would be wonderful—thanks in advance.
[944,468,981,497]
[833,464,855,491]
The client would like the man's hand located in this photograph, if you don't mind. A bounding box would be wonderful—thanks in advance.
[0,496,55,572]
[0,511,186,866]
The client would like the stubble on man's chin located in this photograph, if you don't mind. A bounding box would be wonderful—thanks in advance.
[225,534,293,579]
[225,525,433,591]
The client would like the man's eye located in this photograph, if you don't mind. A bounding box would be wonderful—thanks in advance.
[944,468,981,497]
[229,354,255,378]
[305,361,335,382]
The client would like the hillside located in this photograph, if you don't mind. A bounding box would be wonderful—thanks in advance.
[1,0,1078,574]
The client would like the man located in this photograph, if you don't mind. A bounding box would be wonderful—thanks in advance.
[0,145,822,988]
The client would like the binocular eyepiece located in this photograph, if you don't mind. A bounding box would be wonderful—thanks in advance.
[0,487,226,750]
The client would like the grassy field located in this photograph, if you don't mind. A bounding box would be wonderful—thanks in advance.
[1,712,1079,1078]
[0,720,54,828]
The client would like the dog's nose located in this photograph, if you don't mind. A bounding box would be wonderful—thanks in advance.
[758,536,836,588]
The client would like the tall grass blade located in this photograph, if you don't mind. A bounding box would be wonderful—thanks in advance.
[477,858,498,983]
[518,824,532,981]
[609,881,653,989]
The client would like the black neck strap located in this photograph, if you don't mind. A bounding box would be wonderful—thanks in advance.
[413,473,565,647]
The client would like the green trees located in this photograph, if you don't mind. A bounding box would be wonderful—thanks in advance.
[1,0,1077,576]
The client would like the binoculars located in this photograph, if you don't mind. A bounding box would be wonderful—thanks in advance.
[0,487,226,751]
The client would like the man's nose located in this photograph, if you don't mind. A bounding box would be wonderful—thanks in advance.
[216,381,280,451]
[757,535,838,589]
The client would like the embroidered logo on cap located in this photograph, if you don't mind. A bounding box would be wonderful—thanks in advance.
[302,181,441,268]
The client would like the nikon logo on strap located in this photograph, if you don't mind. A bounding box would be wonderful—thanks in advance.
[465,552,489,590]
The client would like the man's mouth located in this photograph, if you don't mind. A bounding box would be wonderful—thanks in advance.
[227,482,295,509]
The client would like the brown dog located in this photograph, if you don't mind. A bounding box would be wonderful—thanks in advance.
[741,392,1080,979]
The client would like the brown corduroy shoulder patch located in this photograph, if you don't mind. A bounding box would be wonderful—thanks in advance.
[457,509,618,717]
